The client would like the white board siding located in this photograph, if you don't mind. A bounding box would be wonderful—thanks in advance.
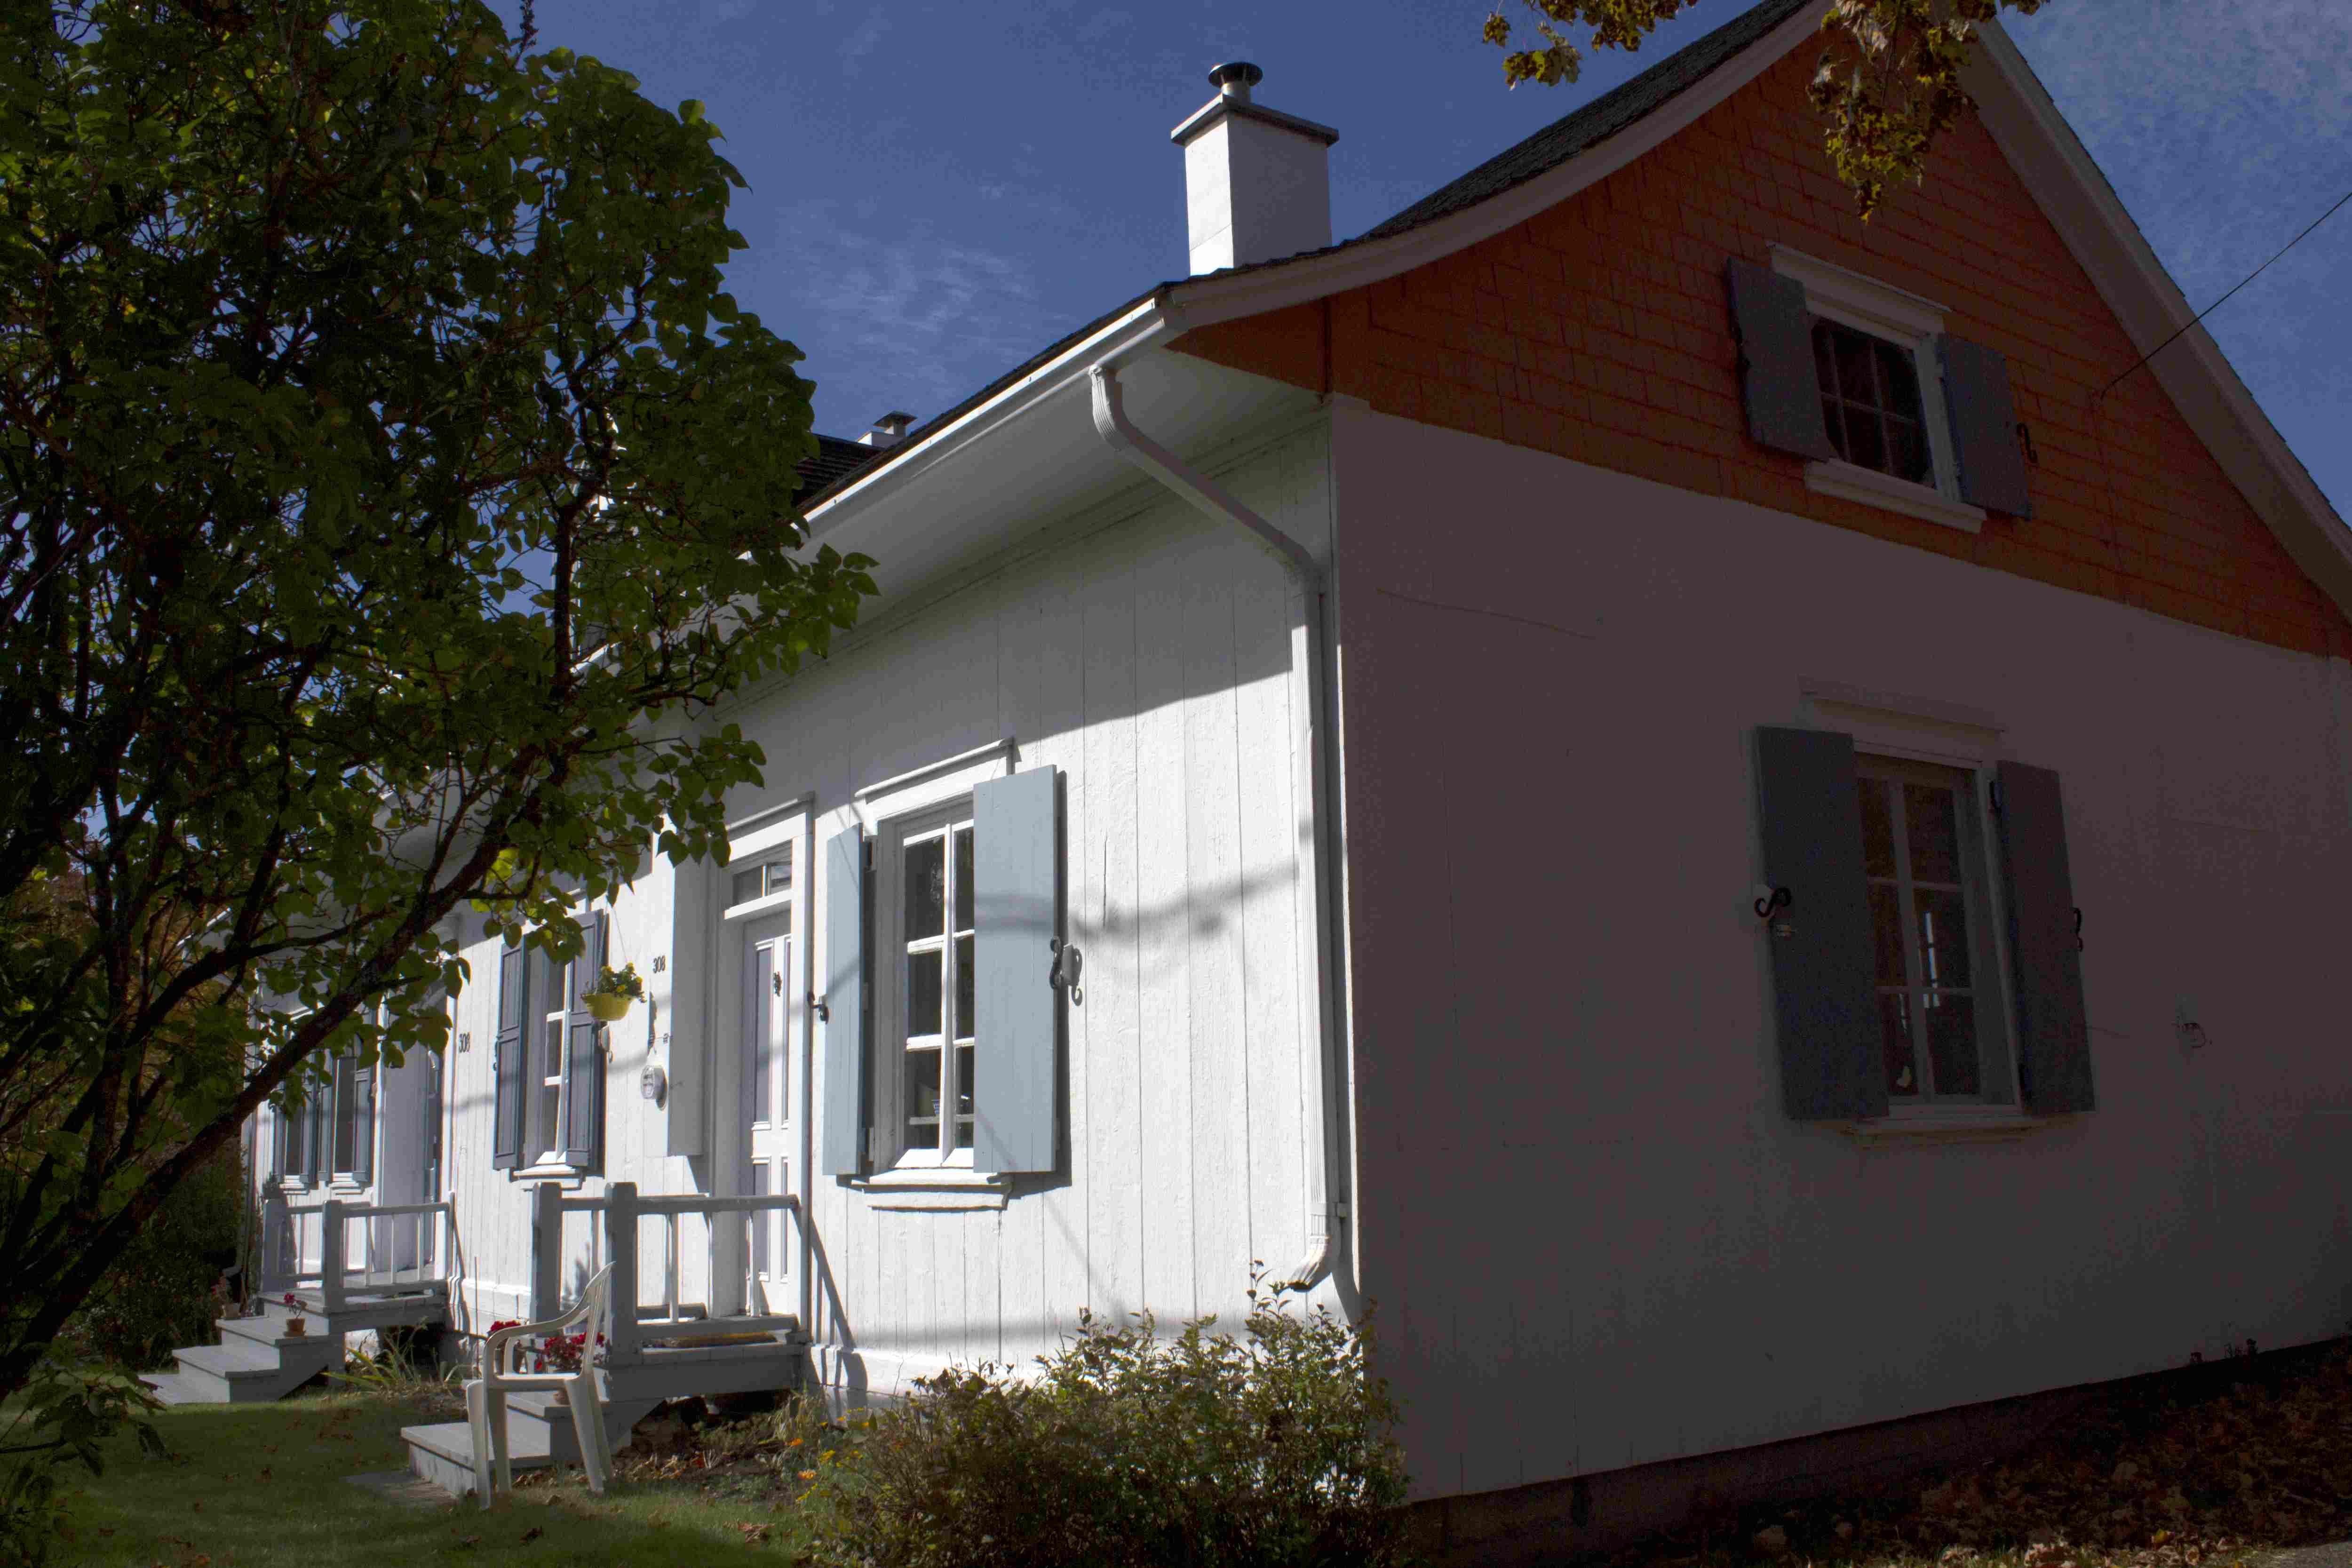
[412,427,1328,1389]
[1335,403,2352,1502]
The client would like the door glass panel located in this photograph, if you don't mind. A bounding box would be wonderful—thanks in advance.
[750,1159,771,1277]
[906,837,945,941]
[750,944,773,1123]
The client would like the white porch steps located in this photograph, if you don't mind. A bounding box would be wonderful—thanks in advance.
[141,1296,445,1406]
[401,1329,808,1499]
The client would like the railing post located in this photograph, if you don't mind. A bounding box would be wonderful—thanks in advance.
[530,1182,563,1323]
[604,1182,639,1365]
[319,1199,346,1315]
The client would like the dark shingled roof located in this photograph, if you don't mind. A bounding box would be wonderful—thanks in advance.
[796,432,885,496]
[1363,0,1812,239]
[799,0,1809,509]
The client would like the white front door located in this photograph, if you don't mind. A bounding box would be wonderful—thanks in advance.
[739,912,791,1311]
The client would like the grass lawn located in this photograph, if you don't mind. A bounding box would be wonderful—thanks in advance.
[57,1389,807,1567]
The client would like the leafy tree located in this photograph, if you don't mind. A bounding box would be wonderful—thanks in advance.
[1481,0,2051,216]
[0,0,874,1405]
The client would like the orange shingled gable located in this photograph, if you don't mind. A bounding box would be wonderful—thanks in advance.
[1171,45,2352,660]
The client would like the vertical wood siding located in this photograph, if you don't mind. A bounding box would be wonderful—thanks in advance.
[428,430,1328,1383]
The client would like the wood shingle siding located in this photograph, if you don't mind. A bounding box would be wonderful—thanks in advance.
[1172,46,2352,660]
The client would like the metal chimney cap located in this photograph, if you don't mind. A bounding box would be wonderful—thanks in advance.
[1208,61,1263,101]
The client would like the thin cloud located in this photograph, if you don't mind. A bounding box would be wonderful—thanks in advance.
[767,205,1063,430]
[839,13,889,75]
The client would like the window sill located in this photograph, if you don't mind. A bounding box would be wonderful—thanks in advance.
[1805,460,1986,534]
[1839,1109,2064,1146]
[851,1168,1009,1211]
[326,1178,369,1196]
[509,1162,592,1187]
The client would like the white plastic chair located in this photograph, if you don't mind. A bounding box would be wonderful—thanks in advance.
[465,1264,615,1505]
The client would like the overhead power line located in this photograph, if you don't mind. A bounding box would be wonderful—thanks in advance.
[2094,183,2352,403]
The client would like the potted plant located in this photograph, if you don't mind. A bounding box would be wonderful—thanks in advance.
[282,1292,308,1337]
[582,962,644,1022]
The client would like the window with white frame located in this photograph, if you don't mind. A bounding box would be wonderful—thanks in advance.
[1856,755,2010,1102]
[1727,247,2036,531]
[330,1051,375,1180]
[883,804,976,1161]
[491,909,609,1175]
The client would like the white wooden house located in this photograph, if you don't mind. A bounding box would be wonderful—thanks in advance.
[185,0,2352,1544]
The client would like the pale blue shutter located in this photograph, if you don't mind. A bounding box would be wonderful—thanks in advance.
[973,767,1061,1174]
[492,943,529,1171]
[1994,762,2094,1112]
[1726,260,1838,462]
[560,911,606,1168]
[819,826,868,1175]
[1940,337,2034,517]
[1755,726,1887,1120]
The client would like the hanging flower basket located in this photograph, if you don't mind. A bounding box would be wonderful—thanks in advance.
[583,962,644,1021]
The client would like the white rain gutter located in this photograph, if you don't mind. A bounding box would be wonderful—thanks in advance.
[1088,363,1359,1316]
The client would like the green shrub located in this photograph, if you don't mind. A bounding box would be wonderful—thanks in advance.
[58,1150,242,1373]
[798,1282,1410,1568]
[0,1356,163,1568]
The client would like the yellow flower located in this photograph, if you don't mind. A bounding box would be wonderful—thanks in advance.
[797,1469,816,1481]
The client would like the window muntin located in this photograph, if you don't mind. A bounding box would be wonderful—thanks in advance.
[891,809,976,1161]
[1856,755,2009,1103]
[1813,319,1931,486]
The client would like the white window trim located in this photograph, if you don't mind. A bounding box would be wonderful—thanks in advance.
[872,799,978,1172]
[846,740,1016,1176]
[1795,680,2031,1130]
[1770,245,1984,535]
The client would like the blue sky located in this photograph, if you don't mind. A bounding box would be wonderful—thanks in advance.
[502,0,2352,519]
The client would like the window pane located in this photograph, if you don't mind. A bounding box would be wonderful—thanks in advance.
[1880,992,1918,1096]
[1843,404,1886,472]
[542,1017,564,1083]
[954,825,974,932]
[1923,992,1980,1097]
[955,1044,974,1122]
[1813,322,1839,397]
[905,1048,941,1131]
[1884,415,1930,485]
[1868,883,1907,986]
[1858,778,1896,878]
[1904,784,1963,883]
[1819,398,1846,461]
[751,1160,771,1276]
[1914,887,1973,991]
[731,867,763,907]
[333,1057,357,1172]
[766,847,793,899]
[905,837,945,940]
[1874,340,1922,420]
[907,948,943,1038]
[1833,326,1875,404]
[954,934,975,1041]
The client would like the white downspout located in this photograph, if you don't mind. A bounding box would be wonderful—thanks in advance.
[1088,364,1359,1316]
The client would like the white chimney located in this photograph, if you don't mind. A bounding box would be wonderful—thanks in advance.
[1170,62,1338,276]
[858,410,916,448]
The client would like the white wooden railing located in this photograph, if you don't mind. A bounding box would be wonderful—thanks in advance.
[529,1182,802,1367]
[260,1193,455,1314]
